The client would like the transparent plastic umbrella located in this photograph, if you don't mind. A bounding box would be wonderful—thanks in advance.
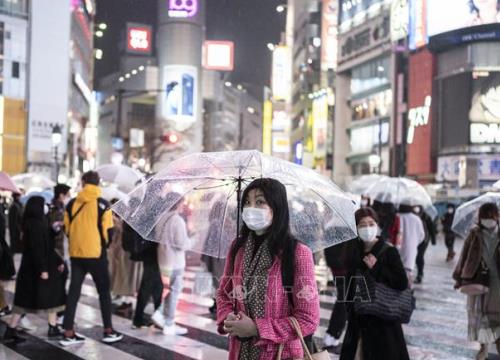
[347,174,389,195]
[452,192,500,238]
[101,185,129,202]
[0,171,20,193]
[96,164,144,193]
[365,177,438,219]
[113,150,358,259]
[12,173,55,193]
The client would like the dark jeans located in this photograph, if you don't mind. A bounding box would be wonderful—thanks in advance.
[133,260,162,324]
[327,276,347,339]
[416,240,429,279]
[63,254,113,331]
[445,233,455,252]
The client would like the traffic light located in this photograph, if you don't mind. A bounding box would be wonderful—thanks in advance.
[161,131,180,145]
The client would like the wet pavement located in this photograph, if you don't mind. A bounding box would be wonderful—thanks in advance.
[1,235,499,359]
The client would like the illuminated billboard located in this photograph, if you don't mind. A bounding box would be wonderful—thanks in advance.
[312,94,328,158]
[203,41,234,71]
[168,0,198,18]
[126,23,152,55]
[160,65,198,132]
[271,46,292,102]
[428,0,500,37]
[321,0,338,70]
[262,101,272,155]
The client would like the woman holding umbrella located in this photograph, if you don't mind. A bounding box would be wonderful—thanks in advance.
[453,202,500,359]
[216,178,320,360]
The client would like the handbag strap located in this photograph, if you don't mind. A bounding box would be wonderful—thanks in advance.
[276,317,314,360]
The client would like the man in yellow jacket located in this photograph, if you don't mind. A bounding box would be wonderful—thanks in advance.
[60,171,123,346]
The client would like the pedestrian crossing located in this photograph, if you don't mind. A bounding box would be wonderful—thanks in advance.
[1,238,499,359]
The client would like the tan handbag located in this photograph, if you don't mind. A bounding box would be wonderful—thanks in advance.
[276,317,331,360]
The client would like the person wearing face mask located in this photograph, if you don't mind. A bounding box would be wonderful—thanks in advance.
[153,192,194,336]
[453,202,500,359]
[216,178,320,360]
[442,203,457,261]
[3,196,67,343]
[340,207,409,360]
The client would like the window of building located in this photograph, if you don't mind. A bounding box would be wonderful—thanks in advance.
[351,56,391,95]
[12,61,19,78]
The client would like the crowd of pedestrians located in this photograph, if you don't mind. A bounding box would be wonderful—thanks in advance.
[0,171,498,360]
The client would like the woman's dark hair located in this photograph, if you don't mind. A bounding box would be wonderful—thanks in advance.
[22,196,45,230]
[355,207,379,226]
[478,202,499,220]
[469,0,500,14]
[54,183,70,200]
[230,178,297,293]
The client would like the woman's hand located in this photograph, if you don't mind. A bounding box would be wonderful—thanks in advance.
[222,313,239,334]
[57,264,65,273]
[161,275,171,299]
[363,254,377,269]
[40,272,49,280]
[223,312,258,338]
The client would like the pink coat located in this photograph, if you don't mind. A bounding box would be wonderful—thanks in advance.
[216,242,320,360]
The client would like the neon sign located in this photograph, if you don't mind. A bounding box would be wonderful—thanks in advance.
[168,0,198,18]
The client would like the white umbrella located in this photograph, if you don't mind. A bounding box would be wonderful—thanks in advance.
[12,173,55,193]
[96,164,144,193]
[348,174,389,195]
[452,192,500,238]
[366,177,438,219]
[101,185,129,202]
[493,180,500,189]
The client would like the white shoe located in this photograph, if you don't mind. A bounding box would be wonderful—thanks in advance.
[323,333,340,348]
[162,324,188,336]
[151,310,166,329]
[112,296,123,305]
[18,316,37,332]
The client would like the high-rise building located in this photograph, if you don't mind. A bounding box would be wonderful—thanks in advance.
[27,0,96,181]
[0,0,28,174]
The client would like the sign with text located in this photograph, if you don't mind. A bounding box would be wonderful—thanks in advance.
[203,41,234,71]
[168,0,198,18]
[321,0,338,70]
[126,23,152,55]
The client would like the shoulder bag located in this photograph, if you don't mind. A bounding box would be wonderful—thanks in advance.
[276,317,330,360]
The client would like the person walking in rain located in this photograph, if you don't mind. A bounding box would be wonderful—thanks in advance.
[151,193,194,335]
[453,202,500,359]
[340,207,409,360]
[8,192,23,254]
[398,202,425,285]
[413,205,437,284]
[3,196,66,343]
[442,203,457,261]
[216,178,320,360]
[60,171,123,346]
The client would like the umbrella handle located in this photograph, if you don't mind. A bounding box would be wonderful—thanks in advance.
[233,176,243,315]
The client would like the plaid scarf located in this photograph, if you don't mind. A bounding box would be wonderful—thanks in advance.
[239,234,273,360]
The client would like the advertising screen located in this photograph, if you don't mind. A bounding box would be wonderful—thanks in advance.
[339,0,384,26]
[126,23,152,55]
[271,46,292,102]
[427,0,500,37]
[203,41,234,71]
[161,65,198,131]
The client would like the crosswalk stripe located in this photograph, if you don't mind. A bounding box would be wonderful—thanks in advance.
[0,344,30,360]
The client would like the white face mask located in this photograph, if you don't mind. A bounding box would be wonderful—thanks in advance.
[481,219,498,229]
[358,225,378,243]
[63,196,71,207]
[447,208,454,214]
[242,207,272,233]
[44,204,49,215]
[360,199,368,207]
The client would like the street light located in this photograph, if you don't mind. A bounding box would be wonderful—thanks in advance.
[267,43,275,51]
[98,23,107,30]
[276,4,286,13]
[52,125,62,183]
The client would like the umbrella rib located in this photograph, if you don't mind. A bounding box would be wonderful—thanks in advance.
[309,187,355,240]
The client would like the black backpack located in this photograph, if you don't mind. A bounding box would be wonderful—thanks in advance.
[122,222,155,261]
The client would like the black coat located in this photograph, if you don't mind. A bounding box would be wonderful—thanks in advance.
[13,218,66,311]
[8,200,23,253]
[340,238,410,360]
[0,213,15,280]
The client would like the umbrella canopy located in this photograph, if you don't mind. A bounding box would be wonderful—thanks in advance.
[451,192,500,238]
[113,150,357,259]
[21,190,54,205]
[101,185,129,202]
[365,177,438,219]
[493,180,500,189]
[96,164,144,193]
[12,173,55,193]
[347,174,389,195]
[0,171,20,193]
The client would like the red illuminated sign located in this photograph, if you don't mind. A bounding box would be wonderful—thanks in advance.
[126,23,152,55]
